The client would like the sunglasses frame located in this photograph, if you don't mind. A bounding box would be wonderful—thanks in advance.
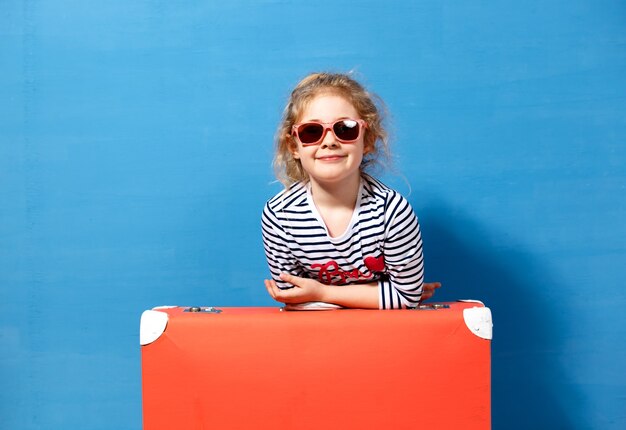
[292,119,367,146]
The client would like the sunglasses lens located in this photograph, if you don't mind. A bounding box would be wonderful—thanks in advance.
[297,123,324,144]
[333,120,360,141]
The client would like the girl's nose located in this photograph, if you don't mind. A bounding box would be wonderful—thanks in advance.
[320,129,339,148]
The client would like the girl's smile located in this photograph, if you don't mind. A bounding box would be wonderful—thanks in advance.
[315,154,347,161]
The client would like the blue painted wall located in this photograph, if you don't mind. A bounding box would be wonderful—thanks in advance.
[1,1,624,429]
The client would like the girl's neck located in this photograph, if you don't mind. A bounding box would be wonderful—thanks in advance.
[309,173,361,210]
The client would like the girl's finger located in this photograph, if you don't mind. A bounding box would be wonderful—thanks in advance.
[279,273,294,284]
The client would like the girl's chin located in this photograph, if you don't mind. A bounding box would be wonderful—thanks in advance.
[308,170,361,185]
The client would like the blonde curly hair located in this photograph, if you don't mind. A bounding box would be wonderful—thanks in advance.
[274,72,390,187]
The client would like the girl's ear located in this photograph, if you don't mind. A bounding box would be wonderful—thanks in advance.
[288,135,300,159]
[363,139,375,156]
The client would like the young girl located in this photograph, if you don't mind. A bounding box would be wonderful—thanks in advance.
[262,72,440,309]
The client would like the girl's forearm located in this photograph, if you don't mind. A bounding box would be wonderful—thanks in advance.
[319,282,380,309]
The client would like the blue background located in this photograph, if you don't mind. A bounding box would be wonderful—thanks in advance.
[1,1,625,429]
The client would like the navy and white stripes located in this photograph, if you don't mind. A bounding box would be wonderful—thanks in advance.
[261,175,424,309]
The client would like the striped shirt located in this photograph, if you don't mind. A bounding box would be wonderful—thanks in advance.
[261,174,424,309]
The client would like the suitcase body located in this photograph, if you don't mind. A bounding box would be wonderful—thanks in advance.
[140,302,492,429]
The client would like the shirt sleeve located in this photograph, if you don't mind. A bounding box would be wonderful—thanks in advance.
[378,192,424,309]
[261,202,303,290]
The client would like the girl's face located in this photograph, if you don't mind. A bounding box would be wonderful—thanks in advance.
[291,93,369,189]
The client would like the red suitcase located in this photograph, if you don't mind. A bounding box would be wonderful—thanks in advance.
[140,301,492,429]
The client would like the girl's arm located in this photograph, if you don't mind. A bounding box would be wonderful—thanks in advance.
[378,193,425,309]
[265,273,442,308]
[261,201,306,290]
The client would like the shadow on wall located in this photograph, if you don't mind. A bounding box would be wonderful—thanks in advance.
[417,198,585,429]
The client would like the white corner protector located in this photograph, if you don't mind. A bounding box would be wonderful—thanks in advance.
[463,306,493,340]
[140,310,169,346]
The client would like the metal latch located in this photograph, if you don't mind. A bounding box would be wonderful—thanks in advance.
[184,307,222,313]
[410,304,450,310]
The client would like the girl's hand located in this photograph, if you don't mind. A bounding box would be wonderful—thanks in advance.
[264,273,325,304]
[421,282,442,302]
